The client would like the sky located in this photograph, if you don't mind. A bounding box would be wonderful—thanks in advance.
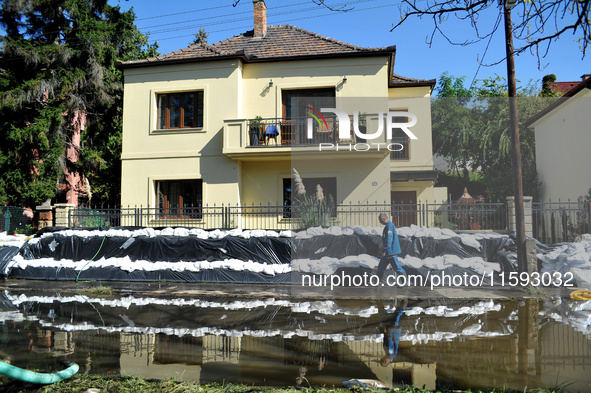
[111,0,589,90]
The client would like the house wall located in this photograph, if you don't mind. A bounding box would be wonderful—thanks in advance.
[121,59,243,207]
[121,56,393,208]
[387,86,437,202]
[533,92,591,201]
[241,157,391,204]
[387,86,434,172]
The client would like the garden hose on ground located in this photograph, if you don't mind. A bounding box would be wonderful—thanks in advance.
[0,360,79,384]
[570,290,591,300]
[76,235,107,281]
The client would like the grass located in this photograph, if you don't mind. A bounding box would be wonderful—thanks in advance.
[0,375,572,393]
[76,285,114,297]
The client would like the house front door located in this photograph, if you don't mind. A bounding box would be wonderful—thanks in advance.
[391,190,417,227]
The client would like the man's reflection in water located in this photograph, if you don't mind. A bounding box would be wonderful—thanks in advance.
[378,300,406,367]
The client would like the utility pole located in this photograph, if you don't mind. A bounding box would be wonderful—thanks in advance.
[503,0,527,272]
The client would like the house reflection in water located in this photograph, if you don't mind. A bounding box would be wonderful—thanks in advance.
[118,332,437,389]
[2,293,591,391]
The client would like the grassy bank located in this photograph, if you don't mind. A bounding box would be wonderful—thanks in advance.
[0,375,568,393]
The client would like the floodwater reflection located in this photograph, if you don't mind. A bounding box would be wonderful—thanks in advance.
[1,291,590,391]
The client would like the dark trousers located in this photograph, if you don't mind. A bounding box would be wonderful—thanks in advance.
[377,255,405,278]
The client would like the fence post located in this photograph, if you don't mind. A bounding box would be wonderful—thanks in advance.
[54,203,75,227]
[506,197,533,237]
[224,206,229,229]
[3,209,11,233]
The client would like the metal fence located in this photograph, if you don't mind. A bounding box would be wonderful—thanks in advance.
[1,206,34,235]
[532,199,591,244]
[68,201,509,232]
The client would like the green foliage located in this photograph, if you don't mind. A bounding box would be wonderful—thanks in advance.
[0,0,158,207]
[540,74,560,97]
[192,27,209,45]
[74,206,110,227]
[433,73,548,200]
[292,168,338,229]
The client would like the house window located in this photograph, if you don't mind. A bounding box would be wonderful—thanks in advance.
[156,179,202,218]
[157,91,203,129]
[281,88,336,145]
[282,88,335,118]
[390,111,410,160]
[283,178,292,218]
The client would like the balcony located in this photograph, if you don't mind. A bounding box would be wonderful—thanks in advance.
[223,116,391,160]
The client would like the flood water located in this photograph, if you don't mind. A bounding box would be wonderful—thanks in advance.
[1,290,591,391]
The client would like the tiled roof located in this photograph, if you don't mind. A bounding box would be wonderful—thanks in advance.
[390,73,436,87]
[212,25,393,59]
[121,25,395,66]
[525,76,591,127]
[122,43,226,65]
[550,81,580,95]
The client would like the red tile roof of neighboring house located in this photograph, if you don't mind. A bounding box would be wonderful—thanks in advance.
[549,81,580,95]
[525,75,591,127]
[121,25,396,67]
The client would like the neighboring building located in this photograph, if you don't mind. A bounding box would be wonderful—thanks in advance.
[118,0,441,228]
[525,74,591,202]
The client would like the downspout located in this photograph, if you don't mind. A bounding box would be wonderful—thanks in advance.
[0,360,79,384]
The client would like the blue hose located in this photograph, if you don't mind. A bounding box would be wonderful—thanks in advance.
[0,360,79,384]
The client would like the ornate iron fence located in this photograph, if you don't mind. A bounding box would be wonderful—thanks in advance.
[67,201,510,232]
[1,206,34,235]
[532,199,591,244]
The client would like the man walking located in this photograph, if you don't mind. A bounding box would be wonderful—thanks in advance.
[377,213,405,279]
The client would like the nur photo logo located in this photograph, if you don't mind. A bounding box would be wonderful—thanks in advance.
[306,108,419,151]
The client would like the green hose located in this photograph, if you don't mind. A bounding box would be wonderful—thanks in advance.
[0,360,79,384]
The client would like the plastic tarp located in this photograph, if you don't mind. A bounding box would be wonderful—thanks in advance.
[1,247,20,278]
[7,226,524,284]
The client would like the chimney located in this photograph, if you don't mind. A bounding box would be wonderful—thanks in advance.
[253,0,267,38]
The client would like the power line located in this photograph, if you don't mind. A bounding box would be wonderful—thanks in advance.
[469,12,503,90]
[145,1,400,41]
[138,1,313,29]
[135,2,250,21]
[140,0,384,33]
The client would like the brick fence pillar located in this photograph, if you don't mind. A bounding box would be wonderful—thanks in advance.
[506,196,533,238]
[36,205,54,229]
[54,203,75,227]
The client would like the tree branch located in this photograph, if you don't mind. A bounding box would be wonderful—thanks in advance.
[391,0,591,67]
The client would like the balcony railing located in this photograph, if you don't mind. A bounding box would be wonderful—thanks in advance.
[246,116,344,147]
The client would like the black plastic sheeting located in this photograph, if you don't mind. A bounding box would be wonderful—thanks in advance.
[0,246,20,279]
[21,233,291,264]
[6,226,521,284]
[293,232,518,271]
[9,266,291,283]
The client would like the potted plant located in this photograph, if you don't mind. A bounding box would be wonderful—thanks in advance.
[249,116,263,146]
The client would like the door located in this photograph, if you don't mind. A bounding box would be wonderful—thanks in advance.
[391,191,417,227]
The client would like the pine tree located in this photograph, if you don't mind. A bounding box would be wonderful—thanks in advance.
[0,0,158,207]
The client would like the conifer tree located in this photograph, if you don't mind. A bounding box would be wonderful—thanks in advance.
[0,0,158,207]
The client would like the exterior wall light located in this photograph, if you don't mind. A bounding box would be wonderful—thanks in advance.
[269,79,273,86]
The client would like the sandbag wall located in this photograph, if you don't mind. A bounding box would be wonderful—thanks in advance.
[291,229,518,285]
[4,226,522,284]
[9,228,291,283]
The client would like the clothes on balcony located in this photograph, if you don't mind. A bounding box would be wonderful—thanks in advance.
[265,125,279,136]
[265,125,279,145]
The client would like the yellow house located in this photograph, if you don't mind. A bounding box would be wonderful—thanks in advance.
[119,0,440,229]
